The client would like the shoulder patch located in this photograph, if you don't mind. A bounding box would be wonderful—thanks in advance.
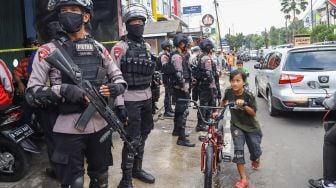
[38,46,50,62]
[113,47,123,60]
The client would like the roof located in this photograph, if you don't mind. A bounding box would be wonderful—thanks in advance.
[144,20,183,36]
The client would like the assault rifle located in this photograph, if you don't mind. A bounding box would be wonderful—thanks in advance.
[45,48,136,154]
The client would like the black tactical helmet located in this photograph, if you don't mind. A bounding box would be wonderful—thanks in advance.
[161,40,173,50]
[123,4,148,24]
[173,33,188,47]
[199,39,215,53]
[48,0,93,14]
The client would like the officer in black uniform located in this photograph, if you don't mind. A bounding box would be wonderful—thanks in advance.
[159,40,175,117]
[151,70,162,114]
[26,0,127,187]
[170,33,195,147]
[110,4,155,188]
[195,39,217,131]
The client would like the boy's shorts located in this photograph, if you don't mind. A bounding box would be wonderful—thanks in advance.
[231,125,263,164]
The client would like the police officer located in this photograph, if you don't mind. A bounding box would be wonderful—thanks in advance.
[195,39,217,132]
[26,0,127,187]
[159,40,174,117]
[110,4,155,188]
[190,46,201,104]
[170,33,195,147]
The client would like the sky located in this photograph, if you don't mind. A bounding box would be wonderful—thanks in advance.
[180,0,315,35]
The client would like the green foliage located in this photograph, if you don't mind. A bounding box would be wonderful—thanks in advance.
[310,25,336,42]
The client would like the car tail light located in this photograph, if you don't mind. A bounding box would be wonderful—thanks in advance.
[0,111,22,126]
[279,74,304,84]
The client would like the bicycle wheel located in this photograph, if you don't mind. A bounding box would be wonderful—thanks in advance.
[204,144,213,188]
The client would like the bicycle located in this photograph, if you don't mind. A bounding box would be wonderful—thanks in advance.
[178,99,235,188]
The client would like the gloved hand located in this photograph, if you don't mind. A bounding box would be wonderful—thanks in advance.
[315,97,326,106]
[60,84,85,103]
[116,105,128,124]
[107,83,125,97]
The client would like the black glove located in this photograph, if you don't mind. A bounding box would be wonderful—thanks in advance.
[60,84,85,103]
[116,105,128,123]
[107,83,125,97]
[315,97,326,106]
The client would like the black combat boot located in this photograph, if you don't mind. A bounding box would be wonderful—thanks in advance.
[89,172,108,188]
[118,146,134,188]
[177,138,196,147]
[164,111,174,117]
[195,124,207,132]
[118,170,133,188]
[132,135,155,184]
[132,157,155,183]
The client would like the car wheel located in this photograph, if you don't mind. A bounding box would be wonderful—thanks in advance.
[255,81,262,98]
[267,91,280,116]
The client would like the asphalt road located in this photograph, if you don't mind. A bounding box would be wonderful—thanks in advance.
[0,60,325,188]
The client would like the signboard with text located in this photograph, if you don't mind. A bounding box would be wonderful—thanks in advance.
[182,5,202,14]
[294,35,311,46]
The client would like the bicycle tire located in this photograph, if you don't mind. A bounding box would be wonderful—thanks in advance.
[204,144,213,188]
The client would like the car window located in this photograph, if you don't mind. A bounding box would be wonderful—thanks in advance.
[283,50,336,71]
[260,52,272,69]
[266,52,281,70]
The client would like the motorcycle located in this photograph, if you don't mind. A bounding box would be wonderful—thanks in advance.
[0,104,41,182]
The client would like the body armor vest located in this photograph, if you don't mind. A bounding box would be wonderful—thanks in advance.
[169,51,191,85]
[197,54,214,86]
[56,35,107,114]
[120,40,155,90]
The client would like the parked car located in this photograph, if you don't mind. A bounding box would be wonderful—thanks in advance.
[250,50,259,60]
[238,52,251,62]
[254,45,336,116]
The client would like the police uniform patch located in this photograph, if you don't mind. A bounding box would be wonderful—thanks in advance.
[113,47,122,60]
[38,46,50,62]
[76,43,94,56]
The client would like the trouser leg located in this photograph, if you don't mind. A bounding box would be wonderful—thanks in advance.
[86,127,112,188]
[323,125,336,182]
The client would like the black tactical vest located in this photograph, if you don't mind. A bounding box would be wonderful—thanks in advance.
[56,35,107,114]
[169,51,191,83]
[120,40,155,90]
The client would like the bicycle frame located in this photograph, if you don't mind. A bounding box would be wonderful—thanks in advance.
[201,121,225,174]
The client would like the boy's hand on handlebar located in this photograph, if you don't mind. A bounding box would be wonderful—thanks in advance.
[212,111,219,119]
[235,99,245,107]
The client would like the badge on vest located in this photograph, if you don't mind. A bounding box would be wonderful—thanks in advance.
[76,43,94,56]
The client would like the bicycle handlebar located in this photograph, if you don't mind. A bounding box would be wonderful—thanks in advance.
[177,98,235,125]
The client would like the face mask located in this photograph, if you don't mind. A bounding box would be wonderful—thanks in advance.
[59,12,83,33]
[126,24,144,38]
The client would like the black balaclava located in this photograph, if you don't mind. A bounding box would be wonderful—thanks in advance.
[126,23,144,43]
[59,12,84,33]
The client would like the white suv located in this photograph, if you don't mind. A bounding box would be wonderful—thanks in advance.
[254,45,336,116]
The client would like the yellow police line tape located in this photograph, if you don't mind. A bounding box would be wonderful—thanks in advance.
[0,41,118,54]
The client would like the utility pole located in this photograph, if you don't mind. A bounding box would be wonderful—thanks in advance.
[326,1,330,28]
[214,0,223,52]
[264,28,268,49]
[311,0,314,30]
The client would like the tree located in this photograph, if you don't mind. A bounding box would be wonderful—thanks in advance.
[311,24,336,42]
[280,0,308,34]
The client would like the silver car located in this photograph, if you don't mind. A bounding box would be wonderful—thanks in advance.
[254,45,336,116]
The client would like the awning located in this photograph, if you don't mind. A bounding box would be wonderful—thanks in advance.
[144,20,184,37]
